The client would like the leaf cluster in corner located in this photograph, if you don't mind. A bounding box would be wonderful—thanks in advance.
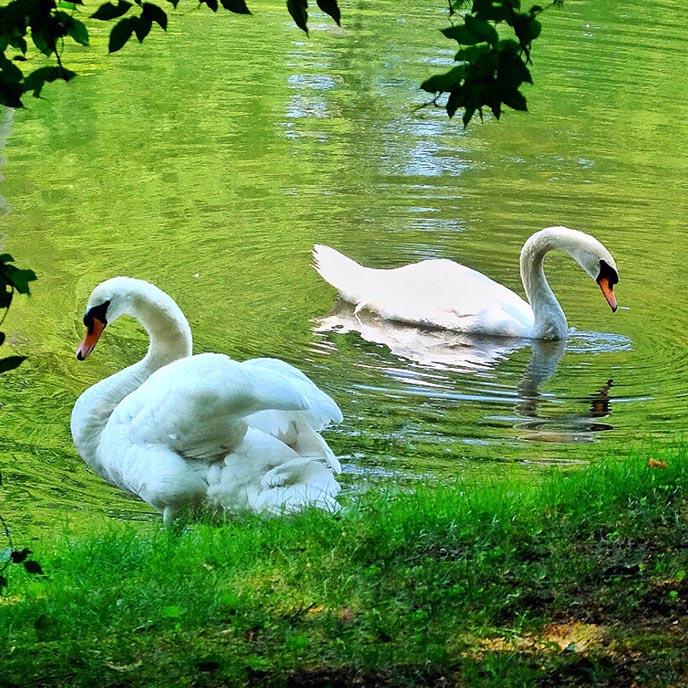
[0,0,341,105]
[0,515,45,592]
[421,0,560,127]
[0,255,36,373]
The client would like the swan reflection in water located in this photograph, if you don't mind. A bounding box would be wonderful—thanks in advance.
[316,304,626,442]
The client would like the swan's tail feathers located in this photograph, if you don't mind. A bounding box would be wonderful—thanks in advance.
[312,244,366,304]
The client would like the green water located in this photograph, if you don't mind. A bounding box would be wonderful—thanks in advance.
[1,0,688,534]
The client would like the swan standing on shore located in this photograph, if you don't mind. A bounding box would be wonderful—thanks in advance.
[70,277,342,524]
[313,226,619,340]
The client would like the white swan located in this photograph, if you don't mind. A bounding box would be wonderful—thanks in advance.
[313,226,619,340]
[70,277,343,524]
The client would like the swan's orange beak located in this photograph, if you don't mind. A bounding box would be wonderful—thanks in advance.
[76,318,105,360]
[597,276,617,312]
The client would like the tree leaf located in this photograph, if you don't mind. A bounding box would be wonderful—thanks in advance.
[10,548,31,564]
[462,106,476,127]
[446,86,466,118]
[442,18,497,47]
[472,0,511,22]
[0,264,38,293]
[287,0,308,34]
[420,65,465,93]
[465,15,499,46]
[23,66,76,97]
[92,0,133,20]
[109,17,137,53]
[515,15,541,44]
[500,87,527,111]
[134,15,152,42]
[30,27,54,57]
[442,24,480,45]
[219,0,251,14]
[142,3,168,29]
[23,560,44,575]
[316,0,340,25]
[454,44,491,63]
[497,50,532,86]
[67,18,89,45]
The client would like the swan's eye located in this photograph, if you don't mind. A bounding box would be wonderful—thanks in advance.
[84,300,111,334]
[597,260,618,287]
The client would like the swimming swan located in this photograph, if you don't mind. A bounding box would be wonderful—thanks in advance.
[313,226,619,340]
[70,277,343,523]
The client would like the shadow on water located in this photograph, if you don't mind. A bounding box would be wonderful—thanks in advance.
[315,302,621,443]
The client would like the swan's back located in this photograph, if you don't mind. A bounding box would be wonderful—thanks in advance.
[313,245,534,337]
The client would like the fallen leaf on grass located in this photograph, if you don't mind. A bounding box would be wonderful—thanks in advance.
[468,622,606,658]
[647,459,668,469]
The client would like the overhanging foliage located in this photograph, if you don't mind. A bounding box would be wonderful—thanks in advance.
[0,0,561,126]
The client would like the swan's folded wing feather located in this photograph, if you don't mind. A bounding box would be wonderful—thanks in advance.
[111,353,310,460]
[354,260,534,336]
[242,357,343,430]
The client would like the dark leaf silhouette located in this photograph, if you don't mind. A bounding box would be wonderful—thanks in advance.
[23,560,44,575]
[287,0,308,34]
[92,1,133,20]
[316,0,340,25]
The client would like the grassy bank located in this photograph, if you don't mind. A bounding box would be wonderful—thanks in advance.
[2,448,688,687]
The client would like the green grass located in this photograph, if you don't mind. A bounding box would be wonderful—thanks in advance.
[2,447,688,687]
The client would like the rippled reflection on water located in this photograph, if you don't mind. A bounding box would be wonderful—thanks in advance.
[1,0,688,533]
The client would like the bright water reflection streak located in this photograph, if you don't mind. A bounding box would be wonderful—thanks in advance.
[1,0,688,534]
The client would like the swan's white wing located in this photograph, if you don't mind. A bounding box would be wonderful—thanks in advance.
[237,358,342,473]
[356,260,534,335]
[242,357,343,431]
[110,353,309,461]
[314,245,534,337]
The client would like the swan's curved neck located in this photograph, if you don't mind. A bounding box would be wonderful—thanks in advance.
[519,228,570,340]
[71,283,193,467]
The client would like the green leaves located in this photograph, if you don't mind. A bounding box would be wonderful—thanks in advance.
[0,256,37,294]
[108,17,137,52]
[287,0,341,33]
[420,65,465,94]
[92,1,133,21]
[0,254,36,377]
[287,0,308,34]
[316,0,340,26]
[423,0,554,126]
[23,65,76,97]
[0,356,27,373]
[1,518,44,589]
[103,3,169,51]
[220,0,251,13]
[442,16,498,47]
[143,3,168,30]
[1,0,340,105]
[67,18,89,45]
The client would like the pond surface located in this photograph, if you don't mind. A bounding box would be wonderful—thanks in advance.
[1,0,688,534]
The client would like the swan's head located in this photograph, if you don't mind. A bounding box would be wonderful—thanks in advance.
[544,226,620,312]
[76,276,178,360]
[572,238,619,312]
